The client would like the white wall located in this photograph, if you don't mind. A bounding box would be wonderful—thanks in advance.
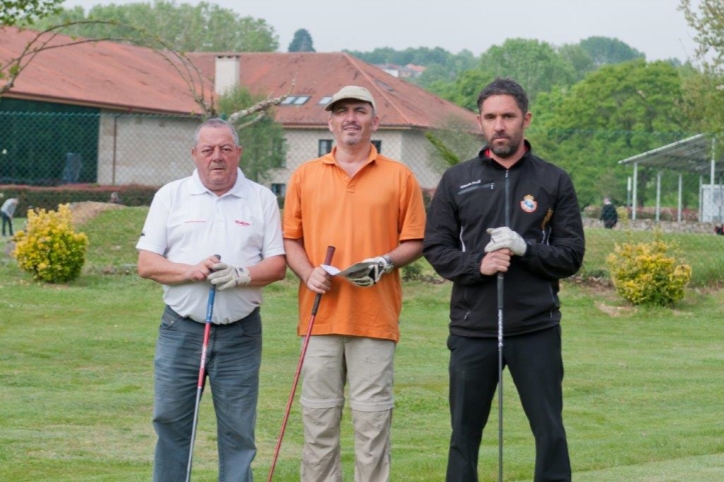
[97,114,197,185]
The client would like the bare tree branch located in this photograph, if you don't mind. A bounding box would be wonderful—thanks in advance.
[228,96,285,125]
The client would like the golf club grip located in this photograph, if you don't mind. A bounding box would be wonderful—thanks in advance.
[311,246,335,315]
[205,255,221,321]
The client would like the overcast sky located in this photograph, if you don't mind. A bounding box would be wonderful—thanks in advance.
[62,0,699,62]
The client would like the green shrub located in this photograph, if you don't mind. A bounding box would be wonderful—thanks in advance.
[606,235,692,306]
[402,259,424,281]
[12,204,89,283]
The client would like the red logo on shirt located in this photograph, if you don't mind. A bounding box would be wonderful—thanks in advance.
[235,220,251,226]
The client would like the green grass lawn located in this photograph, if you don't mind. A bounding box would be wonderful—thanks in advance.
[1,207,723,481]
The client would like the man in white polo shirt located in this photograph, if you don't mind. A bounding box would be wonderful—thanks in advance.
[137,117,286,482]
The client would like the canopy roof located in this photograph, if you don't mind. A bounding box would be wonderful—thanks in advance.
[618,134,724,177]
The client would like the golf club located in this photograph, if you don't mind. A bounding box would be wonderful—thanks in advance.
[267,245,336,481]
[185,254,220,482]
[497,272,504,482]
[498,173,511,482]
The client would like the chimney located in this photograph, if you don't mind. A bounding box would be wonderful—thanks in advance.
[215,55,240,96]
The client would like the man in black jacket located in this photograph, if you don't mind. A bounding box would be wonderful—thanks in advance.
[424,78,584,482]
[600,196,618,229]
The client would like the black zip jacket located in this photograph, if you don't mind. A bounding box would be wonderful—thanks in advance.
[423,142,585,338]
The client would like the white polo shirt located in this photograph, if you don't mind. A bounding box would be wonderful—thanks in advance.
[136,168,285,324]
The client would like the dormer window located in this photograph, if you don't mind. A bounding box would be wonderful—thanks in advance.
[280,95,311,105]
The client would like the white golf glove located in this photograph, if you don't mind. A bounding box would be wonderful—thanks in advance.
[484,227,527,256]
[348,256,393,287]
[208,263,251,290]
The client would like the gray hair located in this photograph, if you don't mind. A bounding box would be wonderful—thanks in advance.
[193,118,239,146]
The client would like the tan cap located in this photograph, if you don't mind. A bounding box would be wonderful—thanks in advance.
[324,85,377,112]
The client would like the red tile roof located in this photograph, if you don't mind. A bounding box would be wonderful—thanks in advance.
[1,27,477,129]
[0,26,212,115]
[189,51,477,129]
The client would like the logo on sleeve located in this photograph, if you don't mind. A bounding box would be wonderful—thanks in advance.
[520,195,537,213]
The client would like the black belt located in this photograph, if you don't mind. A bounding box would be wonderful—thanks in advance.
[164,305,259,326]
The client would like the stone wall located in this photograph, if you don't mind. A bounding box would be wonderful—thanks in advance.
[582,217,720,234]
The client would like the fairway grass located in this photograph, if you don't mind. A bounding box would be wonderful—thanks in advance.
[1,208,723,481]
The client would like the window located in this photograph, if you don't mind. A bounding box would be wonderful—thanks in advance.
[271,183,286,197]
[318,139,334,156]
[318,96,333,105]
[372,140,382,153]
[280,95,311,106]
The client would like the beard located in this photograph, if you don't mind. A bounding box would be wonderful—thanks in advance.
[488,133,523,159]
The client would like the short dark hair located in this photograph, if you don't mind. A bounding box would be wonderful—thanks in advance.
[476,78,529,114]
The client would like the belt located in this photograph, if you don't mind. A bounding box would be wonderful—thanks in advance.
[163,305,260,326]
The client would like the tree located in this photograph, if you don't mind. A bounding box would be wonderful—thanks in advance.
[679,0,724,133]
[679,65,724,134]
[680,0,724,65]
[478,38,577,104]
[1,0,62,26]
[425,116,482,171]
[427,69,492,112]
[31,1,279,52]
[579,36,645,67]
[557,43,595,81]
[530,60,688,208]
[216,86,287,183]
[288,28,315,52]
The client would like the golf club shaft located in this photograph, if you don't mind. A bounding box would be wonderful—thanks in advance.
[497,272,504,482]
[498,170,510,482]
[267,245,335,481]
[186,255,220,482]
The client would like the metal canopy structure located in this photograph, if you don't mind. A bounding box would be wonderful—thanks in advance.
[617,134,723,222]
[618,134,724,176]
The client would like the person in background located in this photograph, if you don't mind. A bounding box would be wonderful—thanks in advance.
[600,196,618,229]
[136,117,286,482]
[283,85,426,481]
[1,197,19,237]
[424,77,585,482]
[109,191,122,204]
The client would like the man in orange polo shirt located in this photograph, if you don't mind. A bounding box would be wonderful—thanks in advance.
[283,85,426,481]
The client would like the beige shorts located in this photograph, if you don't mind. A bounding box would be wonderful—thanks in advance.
[300,335,395,412]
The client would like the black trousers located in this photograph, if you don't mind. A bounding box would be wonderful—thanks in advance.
[1,212,12,236]
[446,326,571,482]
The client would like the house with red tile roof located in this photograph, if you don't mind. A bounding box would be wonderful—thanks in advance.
[1,27,479,190]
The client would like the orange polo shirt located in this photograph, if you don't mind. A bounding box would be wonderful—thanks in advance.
[283,146,426,342]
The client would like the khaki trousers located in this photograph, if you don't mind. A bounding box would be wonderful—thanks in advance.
[300,335,395,481]
[301,407,392,482]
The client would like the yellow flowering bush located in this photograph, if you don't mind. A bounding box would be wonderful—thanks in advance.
[606,236,692,306]
[12,204,89,283]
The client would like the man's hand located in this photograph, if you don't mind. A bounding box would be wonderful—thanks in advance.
[305,266,332,294]
[480,250,511,276]
[348,256,393,287]
[485,227,527,256]
[208,263,251,290]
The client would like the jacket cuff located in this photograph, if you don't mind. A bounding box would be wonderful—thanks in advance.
[523,240,535,258]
